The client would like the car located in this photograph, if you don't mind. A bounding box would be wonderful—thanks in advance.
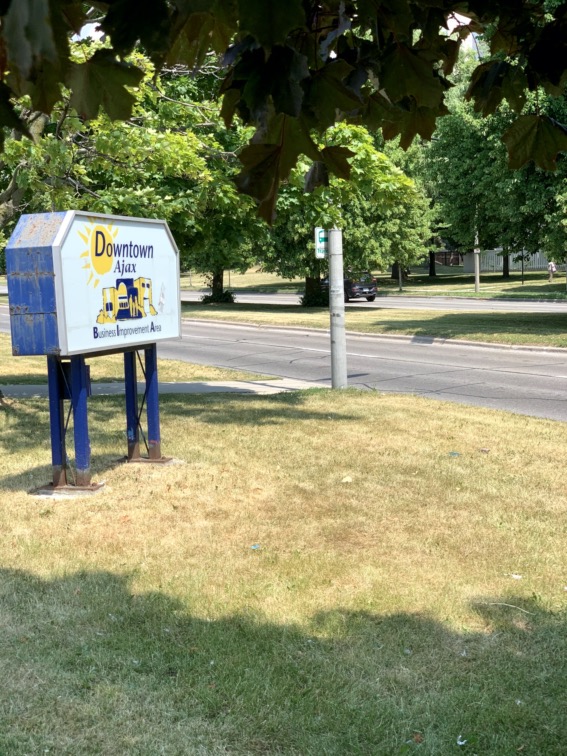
[321,271,377,302]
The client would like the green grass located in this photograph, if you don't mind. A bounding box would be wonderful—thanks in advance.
[182,302,567,348]
[0,389,566,754]
[376,268,567,299]
[174,267,567,300]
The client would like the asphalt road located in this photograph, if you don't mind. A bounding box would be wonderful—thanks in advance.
[160,318,567,422]
[3,301,567,422]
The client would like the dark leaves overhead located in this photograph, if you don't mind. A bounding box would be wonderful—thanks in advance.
[502,115,567,171]
[0,0,566,220]
[67,50,144,121]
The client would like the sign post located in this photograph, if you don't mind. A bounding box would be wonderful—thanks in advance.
[328,228,348,389]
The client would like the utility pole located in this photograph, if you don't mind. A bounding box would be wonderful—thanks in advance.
[328,228,347,388]
[474,230,480,293]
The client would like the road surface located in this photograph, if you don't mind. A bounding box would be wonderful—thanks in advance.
[3,302,567,422]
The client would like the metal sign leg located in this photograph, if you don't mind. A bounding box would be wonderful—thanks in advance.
[70,355,91,486]
[47,356,67,487]
[124,350,140,461]
[144,344,162,460]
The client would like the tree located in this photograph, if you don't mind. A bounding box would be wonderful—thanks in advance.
[264,124,431,302]
[423,52,567,273]
[0,2,566,223]
[0,45,267,293]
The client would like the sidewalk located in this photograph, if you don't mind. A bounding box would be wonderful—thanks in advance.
[0,377,326,399]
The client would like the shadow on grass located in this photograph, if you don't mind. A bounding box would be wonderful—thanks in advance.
[0,392,354,490]
[0,568,564,754]
[374,311,567,343]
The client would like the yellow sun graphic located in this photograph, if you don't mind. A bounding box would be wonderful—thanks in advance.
[79,220,118,288]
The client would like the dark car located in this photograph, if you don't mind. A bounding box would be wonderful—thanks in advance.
[321,272,377,302]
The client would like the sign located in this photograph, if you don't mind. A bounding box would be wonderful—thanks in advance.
[315,226,328,259]
[7,211,181,356]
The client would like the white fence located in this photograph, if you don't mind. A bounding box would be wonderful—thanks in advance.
[463,250,552,273]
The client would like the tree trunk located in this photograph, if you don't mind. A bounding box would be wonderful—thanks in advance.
[211,269,224,298]
[304,275,320,299]
[428,251,437,276]
[391,262,409,280]
[502,253,510,278]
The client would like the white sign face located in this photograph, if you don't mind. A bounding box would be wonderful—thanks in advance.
[53,211,181,356]
[315,226,328,259]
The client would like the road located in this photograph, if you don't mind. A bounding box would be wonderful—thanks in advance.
[5,285,567,313]
[3,301,567,422]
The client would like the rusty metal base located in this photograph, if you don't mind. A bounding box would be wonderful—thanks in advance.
[125,456,174,465]
[31,481,106,497]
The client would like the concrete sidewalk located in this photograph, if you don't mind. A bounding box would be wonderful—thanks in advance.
[0,377,326,399]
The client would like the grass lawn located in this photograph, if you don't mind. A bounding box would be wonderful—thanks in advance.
[182,302,567,348]
[174,267,567,300]
[0,388,565,754]
[376,268,567,299]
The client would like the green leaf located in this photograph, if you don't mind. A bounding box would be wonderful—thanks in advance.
[2,0,57,80]
[67,51,144,121]
[502,115,567,171]
[238,0,305,49]
[303,60,362,130]
[321,145,354,181]
[235,114,322,222]
[357,0,414,41]
[466,61,527,116]
[100,0,170,58]
[363,93,444,149]
[166,4,235,68]
[380,45,446,109]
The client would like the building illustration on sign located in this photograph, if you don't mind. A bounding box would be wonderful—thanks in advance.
[98,278,158,323]
[77,219,160,324]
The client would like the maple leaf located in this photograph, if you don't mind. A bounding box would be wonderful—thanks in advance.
[238,0,306,49]
[235,114,322,222]
[321,145,354,181]
[466,61,527,116]
[67,51,144,121]
[502,115,567,171]
[380,44,446,109]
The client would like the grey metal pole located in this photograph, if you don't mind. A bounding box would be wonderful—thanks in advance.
[474,231,480,293]
[328,227,347,388]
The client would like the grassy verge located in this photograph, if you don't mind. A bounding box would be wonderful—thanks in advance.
[3,267,567,298]
[376,268,567,299]
[0,334,270,385]
[182,302,567,348]
[0,389,565,754]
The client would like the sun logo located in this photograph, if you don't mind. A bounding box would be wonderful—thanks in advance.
[79,220,118,288]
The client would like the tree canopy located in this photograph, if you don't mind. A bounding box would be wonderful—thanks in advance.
[423,51,567,264]
[1,1,566,222]
[267,123,431,289]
